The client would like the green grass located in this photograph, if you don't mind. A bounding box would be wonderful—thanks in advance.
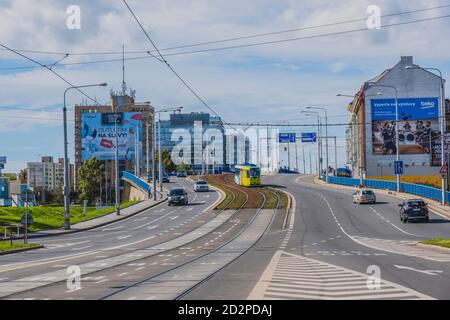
[0,242,39,252]
[421,239,450,249]
[0,201,140,233]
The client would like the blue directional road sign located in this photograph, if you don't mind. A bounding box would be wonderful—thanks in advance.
[0,164,4,170]
[301,133,317,143]
[394,161,404,175]
[279,133,296,143]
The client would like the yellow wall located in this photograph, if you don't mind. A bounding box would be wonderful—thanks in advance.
[368,175,443,188]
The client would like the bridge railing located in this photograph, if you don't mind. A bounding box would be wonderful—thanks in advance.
[122,171,152,195]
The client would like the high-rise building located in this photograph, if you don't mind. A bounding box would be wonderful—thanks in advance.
[27,156,65,191]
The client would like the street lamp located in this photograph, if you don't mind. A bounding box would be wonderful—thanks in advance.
[406,65,446,204]
[306,107,329,182]
[368,83,400,192]
[301,111,322,176]
[154,107,184,196]
[63,82,107,230]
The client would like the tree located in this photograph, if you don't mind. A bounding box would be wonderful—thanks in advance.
[177,162,194,175]
[155,149,176,173]
[19,168,27,181]
[77,157,103,204]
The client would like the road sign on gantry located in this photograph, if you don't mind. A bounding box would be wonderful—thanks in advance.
[301,133,317,143]
[279,133,296,143]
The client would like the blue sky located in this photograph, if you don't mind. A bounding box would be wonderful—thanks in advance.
[2,0,450,172]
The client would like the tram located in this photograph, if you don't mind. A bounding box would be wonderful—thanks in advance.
[234,165,261,187]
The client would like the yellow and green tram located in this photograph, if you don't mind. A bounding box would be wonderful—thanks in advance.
[234,165,261,187]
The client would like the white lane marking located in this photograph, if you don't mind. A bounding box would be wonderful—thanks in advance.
[187,208,194,212]
[118,273,128,277]
[94,279,109,284]
[117,235,133,240]
[133,217,148,222]
[147,225,159,231]
[394,265,443,276]
[70,245,93,251]
[170,216,179,220]
[368,206,425,238]
[102,226,123,232]
[154,209,165,213]
[132,209,179,231]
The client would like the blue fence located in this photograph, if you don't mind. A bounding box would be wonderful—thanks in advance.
[122,171,152,195]
[323,174,450,204]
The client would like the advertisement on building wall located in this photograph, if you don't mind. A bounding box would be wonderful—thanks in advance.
[81,112,143,161]
[371,98,440,156]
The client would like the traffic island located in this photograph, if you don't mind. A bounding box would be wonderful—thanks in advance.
[0,242,43,255]
[418,239,450,253]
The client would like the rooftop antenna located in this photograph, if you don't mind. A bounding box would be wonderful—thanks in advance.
[121,44,127,96]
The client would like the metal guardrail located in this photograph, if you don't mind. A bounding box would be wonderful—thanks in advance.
[323,174,448,204]
[122,171,152,195]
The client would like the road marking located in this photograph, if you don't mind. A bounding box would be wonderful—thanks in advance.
[248,251,433,300]
[170,216,179,220]
[133,217,148,222]
[117,235,133,240]
[118,273,128,277]
[394,265,443,276]
[70,245,93,251]
[147,225,159,231]
[368,206,425,238]
[102,226,123,232]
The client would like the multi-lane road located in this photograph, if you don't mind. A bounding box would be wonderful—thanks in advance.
[1,174,450,300]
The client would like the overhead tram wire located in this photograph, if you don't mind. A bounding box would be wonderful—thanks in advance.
[0,43,102,105]
[122,0,235,130]
[1,3,449,57]
[2,12,450,72]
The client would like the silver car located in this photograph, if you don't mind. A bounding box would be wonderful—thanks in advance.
[353,190,376,204]
[194,180,209,192]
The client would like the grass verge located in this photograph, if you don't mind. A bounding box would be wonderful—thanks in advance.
[0,201,140,233]
[0,242,39,252]
[421,239,450,249]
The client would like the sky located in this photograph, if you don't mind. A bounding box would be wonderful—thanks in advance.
[1,0,450,173]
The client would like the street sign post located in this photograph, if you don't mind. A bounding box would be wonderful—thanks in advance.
[279,133,296,143]
[440,165,448,176]
[20,189,34,244]
[394,161,404,175]
[301,133,317,143]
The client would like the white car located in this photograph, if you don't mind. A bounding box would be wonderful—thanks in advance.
[353,190,376,204]
[194,180,209,192]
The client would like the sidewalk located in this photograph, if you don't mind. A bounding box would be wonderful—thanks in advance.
[313,177,450,220]
[28,194,167,239]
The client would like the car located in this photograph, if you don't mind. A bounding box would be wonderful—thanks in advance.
[399,199,429,223]
[353,190,376,204]
[168,188,188,206]
[177,169,187,178]
[194,180,209,192]
[162,173,170,183]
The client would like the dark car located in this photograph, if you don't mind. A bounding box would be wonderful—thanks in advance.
[399,199,429,223]
[168,188,188,206]
[162,173,170,183]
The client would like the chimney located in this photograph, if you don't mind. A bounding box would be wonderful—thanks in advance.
[400,56,413,66]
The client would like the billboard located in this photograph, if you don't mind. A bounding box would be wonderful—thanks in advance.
[81,112,143,161]
[371,98,440,155]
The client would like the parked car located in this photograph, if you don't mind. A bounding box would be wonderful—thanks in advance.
[194,180,209,192]
[177,169,187,177]
[399,199,429,223]
[353,190,376,204]
[168,188,188,206]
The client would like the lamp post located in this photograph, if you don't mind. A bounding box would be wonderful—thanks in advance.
[302,112,322,177]
[368,83,400,192]
[63,83,107,230]
[307,107,329,182]
[406,66,446,204]
[155,107,183,194]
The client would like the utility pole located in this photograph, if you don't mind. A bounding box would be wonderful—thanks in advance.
[295,141,299,173]
[309,152,312,174]
[302,145,306,174]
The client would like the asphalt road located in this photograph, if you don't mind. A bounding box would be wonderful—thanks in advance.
[183,174,450,300]
[3,174,450,300]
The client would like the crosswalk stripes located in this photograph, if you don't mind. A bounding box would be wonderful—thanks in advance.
[248,251,433,300]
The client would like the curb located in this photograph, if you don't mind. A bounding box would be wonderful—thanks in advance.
[0,244,44,256]
[416,242,450,254]
[26,198,168,239]
[312,177,450,220]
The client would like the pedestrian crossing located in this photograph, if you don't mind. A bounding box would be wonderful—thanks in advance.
[248,251,433,300]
